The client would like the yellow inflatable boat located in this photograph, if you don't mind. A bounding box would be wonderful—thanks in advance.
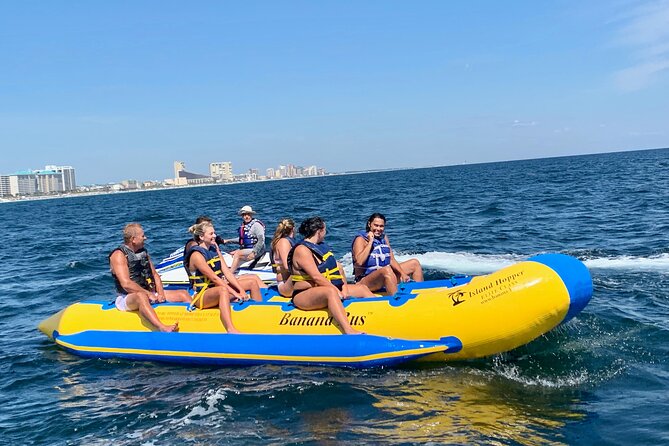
[38,253,593,366]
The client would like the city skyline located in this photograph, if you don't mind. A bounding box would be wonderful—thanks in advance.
[1,2,668,184]
[0,157,331,197]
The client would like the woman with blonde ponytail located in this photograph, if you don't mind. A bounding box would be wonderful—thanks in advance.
[270,218,296,297]
[185,221,242,333]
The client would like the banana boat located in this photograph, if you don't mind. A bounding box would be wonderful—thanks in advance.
[38,253,592,366]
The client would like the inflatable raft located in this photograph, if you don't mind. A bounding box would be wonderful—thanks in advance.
[38,253,593,367]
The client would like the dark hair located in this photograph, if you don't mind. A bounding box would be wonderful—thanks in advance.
[366,213,386,232]
[195,215,213,224]
[299,216,325,238]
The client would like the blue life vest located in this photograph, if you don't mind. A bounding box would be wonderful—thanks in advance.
[288,240,344,287]
[239,218,265,249]
[186,245,223,295]
[352,230,391,279]
[270,236,296,273]
[109,244,153,294]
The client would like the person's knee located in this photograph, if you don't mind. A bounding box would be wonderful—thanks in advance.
[325,288,340,301]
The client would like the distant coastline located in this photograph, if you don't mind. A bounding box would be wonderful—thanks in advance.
[3,147,667,204]
[0,169,391,204]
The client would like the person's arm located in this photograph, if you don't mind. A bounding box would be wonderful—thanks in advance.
[352,233,374,266]
[386,236,410,282]
[110,251,147,294]
[149,258,167,302]
[250,223,265,258]
[213,243,246,296]
[337,261,353,298]
[294,245,342,295]
[277,239,292,277]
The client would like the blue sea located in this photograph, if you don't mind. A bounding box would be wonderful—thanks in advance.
[2,148,669,445]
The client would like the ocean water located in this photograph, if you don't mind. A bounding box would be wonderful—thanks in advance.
[1,148,669,445]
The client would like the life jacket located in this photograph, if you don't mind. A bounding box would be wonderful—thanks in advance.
[183,235,225,275]
[352,230,391,279]
[239,218,265,249]
[109,244,153,294]
[288,240,344,287]
[186,245,222,294]
[270,236,296,273]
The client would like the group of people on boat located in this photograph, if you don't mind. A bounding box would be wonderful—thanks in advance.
[109,206,424,334]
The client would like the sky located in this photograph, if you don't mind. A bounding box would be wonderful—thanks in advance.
[1,1,668,184]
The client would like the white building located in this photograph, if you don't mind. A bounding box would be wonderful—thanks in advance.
[36,170,64,194]
[174,161,186,179]
[0,165,76,197]
[45,165,76,191]
[210,161,233,182]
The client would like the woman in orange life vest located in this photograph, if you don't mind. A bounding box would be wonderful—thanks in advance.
[270,218,296,297]
[288,216,375,335]
[352,213,423,295]
[186,221,259,334]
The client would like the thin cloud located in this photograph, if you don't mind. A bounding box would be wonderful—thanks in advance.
[612,0,669,90]
[512,119,537,127]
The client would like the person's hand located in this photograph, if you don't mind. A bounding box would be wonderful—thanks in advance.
[399,273,411,283]
[340,284,349,300]
[367,231,375,241]
[151,293,166,304]
[246,252,255,261]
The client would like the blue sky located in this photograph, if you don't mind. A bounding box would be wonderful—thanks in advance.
[1,1,668,184]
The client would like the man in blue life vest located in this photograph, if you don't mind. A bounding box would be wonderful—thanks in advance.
[352,213,424,295]
[224,205,266,274]
[109,223,190,332]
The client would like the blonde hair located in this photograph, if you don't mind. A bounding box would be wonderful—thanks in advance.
[271,218,295,251]
[188,221,214,243]
[123,223,143,243]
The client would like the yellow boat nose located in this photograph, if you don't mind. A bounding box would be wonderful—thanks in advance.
[38,309,65,339]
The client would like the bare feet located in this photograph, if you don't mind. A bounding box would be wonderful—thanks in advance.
[159,321,179,333]
[226,327,242,334]
[343,329,364,335]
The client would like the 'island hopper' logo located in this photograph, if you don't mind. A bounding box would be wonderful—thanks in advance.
[448,289,467,306]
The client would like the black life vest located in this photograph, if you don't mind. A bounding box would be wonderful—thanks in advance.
[109,244,153,294]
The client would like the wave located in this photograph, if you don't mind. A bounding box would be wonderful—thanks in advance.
[342,251,669,275]
[583,254,669,272]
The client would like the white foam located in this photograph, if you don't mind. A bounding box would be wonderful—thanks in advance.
[583,253,669,272]
[340,251,520,276]
[342,250,669,275]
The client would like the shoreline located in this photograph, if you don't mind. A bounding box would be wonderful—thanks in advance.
[3,146,666,204]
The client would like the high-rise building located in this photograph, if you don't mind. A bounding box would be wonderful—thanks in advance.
[210,162,233,182]
[174,161,186,179]
[36,170,64,193]
[45,165,76,191]
[266,168,275,179]
[11,171,38,195]
[0,175,11,197]
[173,161,213,186]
